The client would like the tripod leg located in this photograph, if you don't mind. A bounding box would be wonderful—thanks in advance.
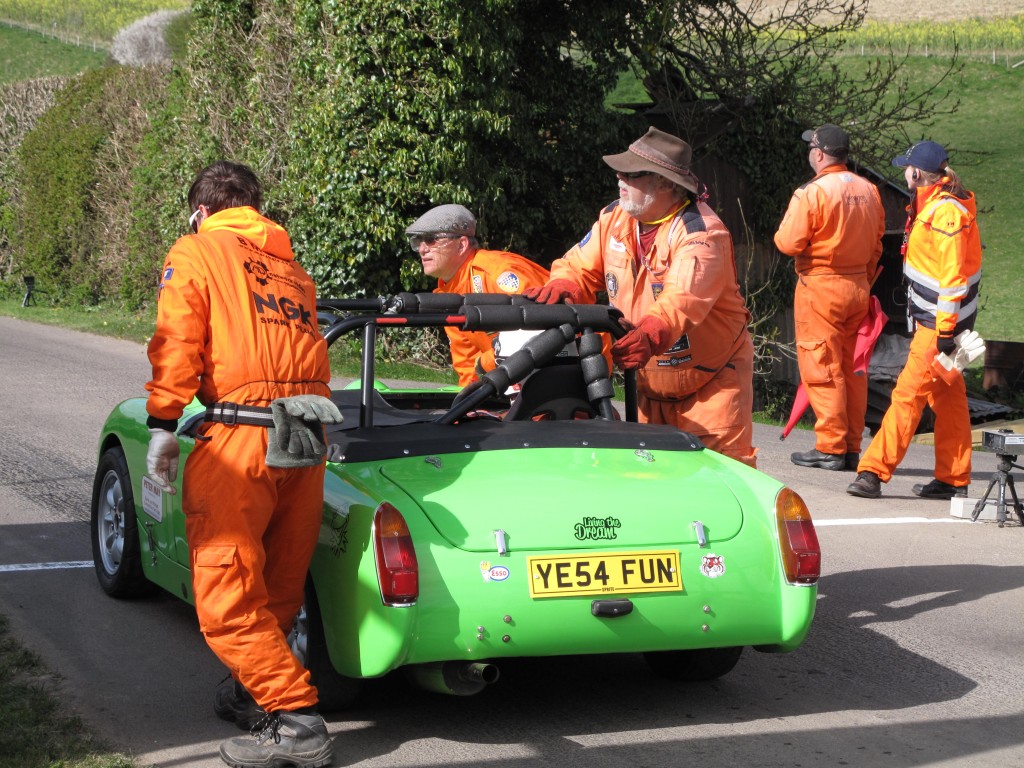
[997,475,1008,527]
[972,474,1000,522]
[1005,475,1024,527]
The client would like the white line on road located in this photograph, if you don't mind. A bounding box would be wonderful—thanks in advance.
[814,517,969,526]
[0,561,93,573]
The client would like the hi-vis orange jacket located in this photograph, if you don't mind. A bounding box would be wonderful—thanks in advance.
[903,183,982,338]
[146,206,330,425]
[436,248,549,386]
[774,164,885,277]
[550,199,750,400]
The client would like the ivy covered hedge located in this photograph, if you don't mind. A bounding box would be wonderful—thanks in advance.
[117,0,643,306]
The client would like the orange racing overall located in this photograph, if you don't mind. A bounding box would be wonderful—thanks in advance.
[858,183,982,486]
[437,248,549,386]
[551,200,756,467]
[774,164,885,456]
[146,206,331,713]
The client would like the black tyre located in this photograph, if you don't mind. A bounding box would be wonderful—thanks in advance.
[643,646,744,682]
[290,577,362,711]
[91,446,159,598]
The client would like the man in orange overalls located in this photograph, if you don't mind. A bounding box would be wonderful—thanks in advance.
[145,161,335,768]
[847,141,982,500]
[526,127,757,467]
[406,204,549,385]
[774,124,885,471]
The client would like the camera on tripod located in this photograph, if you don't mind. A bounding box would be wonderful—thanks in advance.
[973,429,1024,527]
[981,429,1024,455]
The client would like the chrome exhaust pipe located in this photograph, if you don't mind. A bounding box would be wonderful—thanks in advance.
[404,661,500,696]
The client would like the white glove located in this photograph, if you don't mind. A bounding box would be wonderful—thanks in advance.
[953,329,985,370]
[146,428,179,495]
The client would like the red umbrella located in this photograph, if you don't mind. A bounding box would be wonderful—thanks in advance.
[780,294,888,440]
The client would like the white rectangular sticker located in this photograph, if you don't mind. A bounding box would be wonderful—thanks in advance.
[141,475,164,522]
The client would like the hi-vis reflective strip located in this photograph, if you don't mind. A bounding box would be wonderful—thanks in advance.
[0,561,92,573]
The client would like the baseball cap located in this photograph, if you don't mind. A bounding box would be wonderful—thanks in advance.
[891,140,949,174]
[801,124,850,156]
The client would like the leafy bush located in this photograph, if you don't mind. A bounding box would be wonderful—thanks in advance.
[12,65,171,304]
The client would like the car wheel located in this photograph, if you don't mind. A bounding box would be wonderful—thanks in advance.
[90,446,158,599]
[643,646,744,682]
[290,577,361,711]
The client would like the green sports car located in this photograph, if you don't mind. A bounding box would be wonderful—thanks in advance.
[91,293,819,706]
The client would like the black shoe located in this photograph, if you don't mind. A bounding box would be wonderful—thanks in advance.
[844,452,860,471]
[220,711,334,768]
[214,678,265,731]
[847,471,881,499]
[912,479,968,500]
[791,449,845,471]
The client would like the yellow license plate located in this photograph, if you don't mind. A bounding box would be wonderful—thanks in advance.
[527,550,682,598]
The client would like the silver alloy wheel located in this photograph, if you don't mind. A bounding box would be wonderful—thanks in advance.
[95,468,126,576]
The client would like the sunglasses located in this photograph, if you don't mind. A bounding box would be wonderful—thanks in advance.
[409,233,460,251]
[620,171,652,180]
[188,208,202,233]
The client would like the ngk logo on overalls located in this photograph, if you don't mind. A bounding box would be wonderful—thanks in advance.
[253,292,315,331]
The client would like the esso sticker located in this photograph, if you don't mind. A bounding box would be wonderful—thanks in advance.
[480,561,510,582]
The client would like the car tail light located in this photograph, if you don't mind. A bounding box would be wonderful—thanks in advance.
[775,488,820,585]
[373,502,419,605]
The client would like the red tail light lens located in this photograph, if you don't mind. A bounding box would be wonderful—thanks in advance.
[373,502,419,605]
[775,488,821,585]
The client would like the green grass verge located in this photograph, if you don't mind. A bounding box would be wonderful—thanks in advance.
[0,614,136,768]
[0,23,107,84]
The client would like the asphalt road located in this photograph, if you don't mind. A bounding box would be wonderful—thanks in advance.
[2,315,1024,768]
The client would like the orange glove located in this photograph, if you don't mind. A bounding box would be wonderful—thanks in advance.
[612,315,673,369]
[523,279,583,305]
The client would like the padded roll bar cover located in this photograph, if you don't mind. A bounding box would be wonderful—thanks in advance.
[482,324,577,391]
[460,304,624,335]
[389,292,535,314]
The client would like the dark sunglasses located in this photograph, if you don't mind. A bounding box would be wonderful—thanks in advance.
[620,171,652,180]
[188,208,202,233]
[409,233,459,251]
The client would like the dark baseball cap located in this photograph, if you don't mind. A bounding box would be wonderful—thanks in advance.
[801,124,850,156]
[891,140,949,174]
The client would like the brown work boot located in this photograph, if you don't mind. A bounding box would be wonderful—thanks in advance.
[847,471,881,498]
[220,711,334,768]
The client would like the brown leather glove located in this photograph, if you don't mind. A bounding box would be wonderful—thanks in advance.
[522,279,583,305]
[612,315,673,370]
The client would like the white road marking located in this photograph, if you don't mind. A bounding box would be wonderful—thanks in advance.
[814,517,968,526]
[0,561,93,573]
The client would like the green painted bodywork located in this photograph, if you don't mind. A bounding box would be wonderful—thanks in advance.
[97,392,817,681]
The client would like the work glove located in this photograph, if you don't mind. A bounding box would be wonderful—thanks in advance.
[611,315,673,370]
[267,395,343,468]
[953,329,986,370]
[146,428,179,495]
[522,279,583,305]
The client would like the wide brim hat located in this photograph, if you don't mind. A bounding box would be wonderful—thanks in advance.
[603,127,698,193]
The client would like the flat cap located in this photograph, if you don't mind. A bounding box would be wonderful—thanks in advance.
[405,204,477,237]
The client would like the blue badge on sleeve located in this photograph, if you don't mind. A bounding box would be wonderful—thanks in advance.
[577,231,592,249]
[163,267,174,281]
